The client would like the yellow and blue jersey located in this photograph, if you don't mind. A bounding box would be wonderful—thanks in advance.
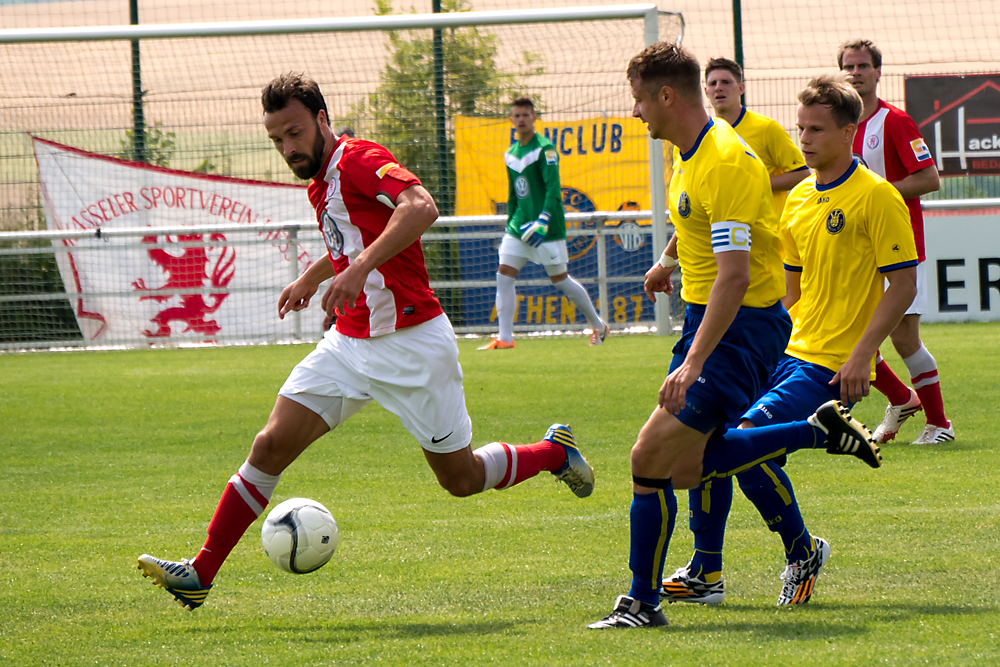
[669,119,785,308]
[730,107,808,216]
[781,159,917,376]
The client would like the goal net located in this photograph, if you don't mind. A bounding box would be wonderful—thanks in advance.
[0,4,684,349]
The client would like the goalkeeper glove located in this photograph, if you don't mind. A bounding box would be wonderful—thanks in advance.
[518,212,550,247]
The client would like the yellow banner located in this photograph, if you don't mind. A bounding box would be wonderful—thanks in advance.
[454,116,669,227]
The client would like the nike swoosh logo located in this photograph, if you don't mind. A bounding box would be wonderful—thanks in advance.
[430,431,454,444]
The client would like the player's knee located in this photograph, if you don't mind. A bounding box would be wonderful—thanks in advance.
[249,429,290,471]
[436,472,480,498]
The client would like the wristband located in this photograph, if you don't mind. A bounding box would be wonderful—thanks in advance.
[658,250,679,269]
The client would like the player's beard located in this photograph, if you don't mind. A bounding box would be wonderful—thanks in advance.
[286,121,327,180]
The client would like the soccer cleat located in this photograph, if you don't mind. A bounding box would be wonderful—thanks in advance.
[871,388,922,443]
[477,337,515,351]
[660,564,726,605]
[546,423,595,498]
[913,421,955,444]
[589,322,610,346]
[587,595,668,629]
[808,400,881,469]
[777,536,831,605]
[137,554,213,611]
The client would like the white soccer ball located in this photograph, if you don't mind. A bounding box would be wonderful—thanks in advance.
[261,497,338,574]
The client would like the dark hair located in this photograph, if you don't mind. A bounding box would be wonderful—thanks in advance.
[261,72,328,120]
[837,39,883,69]
[334,125,355,138]
[705,57,743,83]
[626,42,702,101]
[798,73,863,128]
[511,97,535,111]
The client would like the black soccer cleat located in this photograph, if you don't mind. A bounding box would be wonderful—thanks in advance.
[808,400,881,469]
[587,595,668,629]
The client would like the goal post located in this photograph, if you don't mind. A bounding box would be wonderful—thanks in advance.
[0,5,684,349]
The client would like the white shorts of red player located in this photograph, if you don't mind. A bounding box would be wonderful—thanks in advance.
[279,313,473,454]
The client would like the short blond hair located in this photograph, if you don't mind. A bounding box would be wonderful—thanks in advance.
[798,73,863,128]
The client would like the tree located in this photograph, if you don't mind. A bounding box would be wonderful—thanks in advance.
[343,0,542,215]
[342,0,542,325]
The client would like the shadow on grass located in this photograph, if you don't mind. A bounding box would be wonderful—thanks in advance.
[667,600,997,638]
[183,618,529,641]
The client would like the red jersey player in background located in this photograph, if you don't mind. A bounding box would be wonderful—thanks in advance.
[136,73,595,611]
[838,39,954,445]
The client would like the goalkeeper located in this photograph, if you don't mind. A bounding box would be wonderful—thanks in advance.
[480,97,609,349]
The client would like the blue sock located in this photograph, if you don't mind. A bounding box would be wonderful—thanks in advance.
[737,461,813,562]
[687,477,732,581]
[702,421,822,479]
[628,488,677,606]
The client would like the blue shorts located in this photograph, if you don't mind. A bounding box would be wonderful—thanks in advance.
[668,301,792,434]
[742,354,847,427]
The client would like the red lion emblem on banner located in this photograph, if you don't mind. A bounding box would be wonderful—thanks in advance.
[132,233,236,338]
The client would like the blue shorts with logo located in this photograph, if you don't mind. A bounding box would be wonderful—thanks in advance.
[742,354,849,427]
[668,301,792,434]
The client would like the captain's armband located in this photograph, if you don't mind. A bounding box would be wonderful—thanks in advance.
[710,221,752,253]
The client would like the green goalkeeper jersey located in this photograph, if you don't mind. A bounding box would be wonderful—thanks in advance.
[504,133,566,241]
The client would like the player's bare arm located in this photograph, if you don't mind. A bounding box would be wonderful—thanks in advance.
[782,268,801,311]
[832,265,917,404]
[659,249,750,413]
[890,164,940,199]
[321,184,439,315]
[771,170,809,193]
[644,233,679,301]
[278,256,337,319]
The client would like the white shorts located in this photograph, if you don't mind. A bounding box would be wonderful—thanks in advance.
[278,313,473,454]
[498,233,569,276]
[885,261,927,316]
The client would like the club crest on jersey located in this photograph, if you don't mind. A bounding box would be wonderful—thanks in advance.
[678,192,691,218]
[515,175,530,198]
[321,211,345,259]
[866,134,880,149]
[826,209,846,235]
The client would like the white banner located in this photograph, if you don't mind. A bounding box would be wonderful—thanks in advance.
[923,212,1000,322]
[34,137,330,344]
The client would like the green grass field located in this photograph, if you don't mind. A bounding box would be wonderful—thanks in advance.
[1,323,998,666]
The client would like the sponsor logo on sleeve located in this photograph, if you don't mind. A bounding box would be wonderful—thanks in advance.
[545,149,558,165]
[375,162,400,180]
[911,138,931,162]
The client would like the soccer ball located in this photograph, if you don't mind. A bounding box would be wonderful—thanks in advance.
[261,497,338,574]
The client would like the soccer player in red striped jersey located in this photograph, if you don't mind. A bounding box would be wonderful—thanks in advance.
[135,73,596,611]
[839,39,954,445]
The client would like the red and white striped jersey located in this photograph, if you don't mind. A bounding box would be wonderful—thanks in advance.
[853,99,935,261]
[306,136,443,338]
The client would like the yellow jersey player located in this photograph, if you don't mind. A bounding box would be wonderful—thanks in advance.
[662,74,917,609]
[589,46,881,629]
[704,57,809,216]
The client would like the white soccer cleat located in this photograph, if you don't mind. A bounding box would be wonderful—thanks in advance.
[913,421,955,444]
[137,554,212,611]
[589,322,610,346]
[871,388,922,444]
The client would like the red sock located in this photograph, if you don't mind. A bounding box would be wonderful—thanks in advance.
[496,441,567,489]
[872,357,912,405]
[914,380,949,428]
[192,474,268,585]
